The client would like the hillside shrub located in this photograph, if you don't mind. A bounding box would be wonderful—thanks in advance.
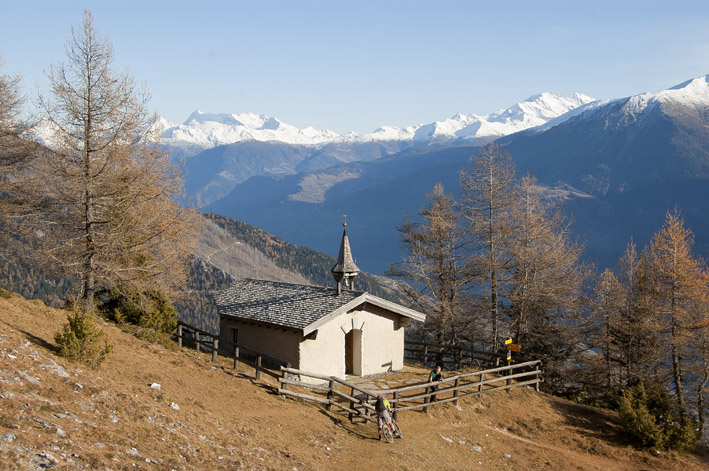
[618,383,699,452]
[54,309,113,368]
[0,288,12,299]
[96,288,178,346]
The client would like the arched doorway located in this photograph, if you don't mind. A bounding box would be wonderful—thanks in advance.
[344,329,362,375]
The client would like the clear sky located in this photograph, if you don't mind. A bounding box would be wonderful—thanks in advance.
[1,0,708,134]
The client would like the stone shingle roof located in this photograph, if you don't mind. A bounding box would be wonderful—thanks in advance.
[215,279,366,332]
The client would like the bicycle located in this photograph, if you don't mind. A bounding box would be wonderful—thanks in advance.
[381,418,403,443]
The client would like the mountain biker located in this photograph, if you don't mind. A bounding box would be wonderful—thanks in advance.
[428,365,443,401]
[375,394,393,440]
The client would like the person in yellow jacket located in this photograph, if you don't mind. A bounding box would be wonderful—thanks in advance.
[375,394,393,440]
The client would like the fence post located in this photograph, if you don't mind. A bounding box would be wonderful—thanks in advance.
[453,378,460,406]
[233,346,239,370]
[478,372,484,394]
[456,348,463,370]
[177,324,183,349]
[423,384,430,413]
[423,344,428,366]
[195,331,200,353]
[506,360,512,391]
[255,355,262,380]
[393,391,399,421]
[326,379,335,411]
[348,387,356,422]
[535,362,541,392]
[212,338,219,364]
[281,366,289,391]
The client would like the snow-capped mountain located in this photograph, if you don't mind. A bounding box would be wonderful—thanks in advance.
[207,74,709,274]
[157,111,342,149]
[158,92,595,154]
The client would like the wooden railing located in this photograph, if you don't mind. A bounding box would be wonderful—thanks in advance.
[278,359,542,422]
[175,321,289,380]
[404,340,509,370]
[278,367,378,424]
[176,321,220,363]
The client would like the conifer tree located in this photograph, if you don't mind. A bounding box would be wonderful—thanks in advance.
[646,209,707,416]
[0,58,38,244]
[460,143,516,351]
[36,10,196,316]
[387,183,469,344]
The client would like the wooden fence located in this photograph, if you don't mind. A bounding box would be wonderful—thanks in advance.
[404,340,509,370]
[278,359,542,422]
[175,321,289,381]
[175,322,542,422]
[279,367,377,424]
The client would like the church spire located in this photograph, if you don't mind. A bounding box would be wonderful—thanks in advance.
[331,217,360,294]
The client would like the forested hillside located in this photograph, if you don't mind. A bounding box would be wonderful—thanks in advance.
[0,213,407,335]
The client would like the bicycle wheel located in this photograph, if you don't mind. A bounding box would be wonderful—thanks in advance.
[392,421,403,439]
[382,425,394,443]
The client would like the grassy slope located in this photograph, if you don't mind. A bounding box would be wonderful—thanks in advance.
[0,292,707,471]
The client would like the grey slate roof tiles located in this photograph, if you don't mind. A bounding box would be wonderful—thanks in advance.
[215,279,365,331]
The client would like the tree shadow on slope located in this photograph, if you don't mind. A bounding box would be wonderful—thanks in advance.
[17,328,58,354]
[550,398,632,448]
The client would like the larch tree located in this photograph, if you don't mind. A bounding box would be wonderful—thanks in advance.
[387,183,469,344]
[0,58,39,241]
[645,209,707,416]
[37,10,196,317]
[460,143,516,351]
[589,268,625,401]
[612,242,660,386]
[505,175,588,393]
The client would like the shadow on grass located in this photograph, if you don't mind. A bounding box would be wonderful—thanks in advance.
[18,328,58,354]
[550,398,631,447]
[316,409,376,440]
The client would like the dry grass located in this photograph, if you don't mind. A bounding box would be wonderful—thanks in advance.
[0,292,707,470]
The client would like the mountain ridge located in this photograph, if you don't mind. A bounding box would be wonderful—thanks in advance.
[157,92,595,152]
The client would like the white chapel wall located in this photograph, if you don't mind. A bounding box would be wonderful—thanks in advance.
[299,304,405,378]
[219,317,301,367]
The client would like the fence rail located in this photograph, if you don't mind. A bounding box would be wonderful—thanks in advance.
[277,359,542,422]
[174,322,542,422]
[404,340,509,370]
[175,322,289,380]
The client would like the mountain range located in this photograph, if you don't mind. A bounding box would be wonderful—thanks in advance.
[185,75,709,274]
[164,93,594,206]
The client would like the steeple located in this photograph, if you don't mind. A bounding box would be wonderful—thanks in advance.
[331,218,360,294]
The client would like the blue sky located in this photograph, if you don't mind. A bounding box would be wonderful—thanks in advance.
[1,0,708,134]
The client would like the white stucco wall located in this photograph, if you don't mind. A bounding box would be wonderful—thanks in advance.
[299,304,405,378]
[219,317,301,368]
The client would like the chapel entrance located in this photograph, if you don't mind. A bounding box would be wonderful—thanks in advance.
[344,329,362,375]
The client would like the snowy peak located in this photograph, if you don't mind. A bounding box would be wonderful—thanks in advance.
[408,92,596,143]
[161,111,342,148]
[158,93,595,152]
[622,75,709,115]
